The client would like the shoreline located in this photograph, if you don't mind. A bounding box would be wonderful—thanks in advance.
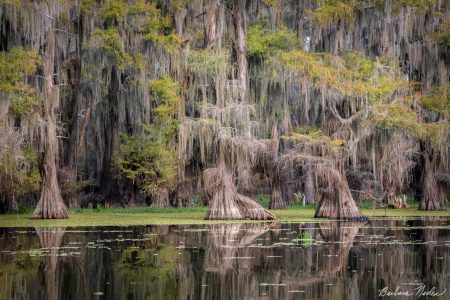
[0,207,448,228]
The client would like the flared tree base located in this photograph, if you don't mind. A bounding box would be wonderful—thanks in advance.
[419,157,447,211]
[32,182,68,219]
[314,170,367,222]
[205,168,275,220]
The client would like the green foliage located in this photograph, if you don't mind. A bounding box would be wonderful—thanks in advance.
[8,95,37,118]
[187,48,229,73]
[115,129,177,196]
[0,47,39,93]
[373,102,449,144]
[254,194,270,208]
[281,50,408,103]
[294,231,313,246]
[433,19,450,46]
[115,77,180,196]
[169,0,189,12]
[129,0,181,53]
[92,28,131,69]
[375,0,435,12]
[310,0,356,25]
[294,192,303,203]
[0,0,20,5]
[246,23,299,58]
[0,147,41,205]
[283,126,345,148]
[190,195,202,207]
[149,76,180,137]
[420,84,450,115]
[80,0,98,13]
[310,0,435,24]
[0,47,40,117]
[373,103,422,135]
[99,0,129,23]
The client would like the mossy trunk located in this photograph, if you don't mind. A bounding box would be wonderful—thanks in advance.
[303,165,316,205]
[152,186,170,208]
[419,155,447,210]
[205,146,275,220]
[269,172,284,209]
[61,12,83,208]
[32,11,68,219]
[315,169,366,221]
[269,125,286,209]
[97,66,120,204]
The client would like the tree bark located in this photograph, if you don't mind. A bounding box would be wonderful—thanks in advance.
[233,0,254,196]
[234,0,247,104]
[32,9,68,219]
[97,66,120,204]
[152,186,171,208]
[303,164,315,205]
[62,14,83,208]
[314,168,366,221]
[419,155,447,210]
[205,141,275,220]
[269,124,286,209]
[206,0,219,47]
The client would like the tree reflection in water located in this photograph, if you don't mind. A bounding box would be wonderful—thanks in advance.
[0,218,448,299]
[35,227,66,300]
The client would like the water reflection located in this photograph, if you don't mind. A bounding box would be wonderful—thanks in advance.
[0,218,448,299]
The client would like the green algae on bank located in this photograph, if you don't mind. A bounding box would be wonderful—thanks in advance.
[0,207,449,228]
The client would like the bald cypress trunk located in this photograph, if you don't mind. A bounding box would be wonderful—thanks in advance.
[269,125,286,209]
[97,67,120,205]
[152,186,171,208]
[32,10,68,219]
[62,12,83,208]
[205,141,275,220]
[419,155,447,210]
[315,168,366,221]
[303,165,316,205]
[234,0,253,196]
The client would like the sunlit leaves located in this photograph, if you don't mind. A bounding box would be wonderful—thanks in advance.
[281,50,408,103]
[247,23,299,59]
[129,0,181,53]
[99,0,129,23]
[0,47,40,117]
[309,0,356,25]
[419,84,450,116]
[310,0,436,25]
[149,76,180,138]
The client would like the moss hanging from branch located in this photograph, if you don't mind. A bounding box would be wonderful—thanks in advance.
[91,28,132,69]
[0,47,41,212]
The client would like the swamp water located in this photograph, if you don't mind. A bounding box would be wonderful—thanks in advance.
[0,218,448,299]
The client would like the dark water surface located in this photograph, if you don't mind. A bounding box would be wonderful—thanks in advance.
[0,218,449,299]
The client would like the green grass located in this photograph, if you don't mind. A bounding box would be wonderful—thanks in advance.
[0,205,448,228]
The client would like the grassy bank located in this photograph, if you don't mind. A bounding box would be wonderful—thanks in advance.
[0,205,449,228]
